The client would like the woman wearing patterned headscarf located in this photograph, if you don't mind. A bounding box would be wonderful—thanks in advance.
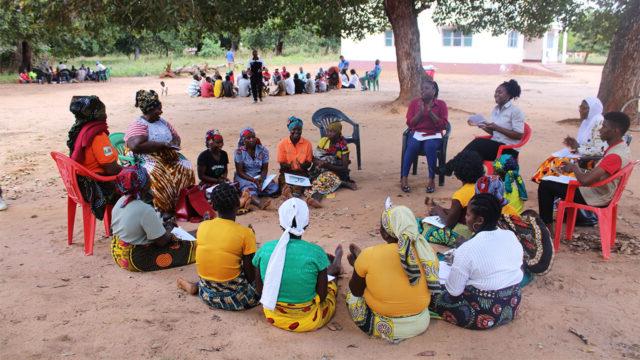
[531,97,607,183]
[345,204,439,342]
[276,117,313,199]
[110,166,196,272]
[301,121,357,208]
[125,90,195,218]
[197,129,229,187]
[233,127,278,210]
[67,95,121,220]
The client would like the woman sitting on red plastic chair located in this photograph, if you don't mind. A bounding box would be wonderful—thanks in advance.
[448,80,525,168]
[67,96,121,220]
[537,111,632,228]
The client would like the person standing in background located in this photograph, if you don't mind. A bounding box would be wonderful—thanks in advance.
[226,49,235,70]
[248,50,265,103]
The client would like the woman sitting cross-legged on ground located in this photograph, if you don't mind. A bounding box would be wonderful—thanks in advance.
[252,198,343,332]
[346,205,440,342]
[531,96,607,183]
[444,79,524,169]
[423,151,519,247]
[197,129,229,187]
[302,121,357,208]
[429,193,524,330]
[67,95,121,220]
[176,183,260,310]
[401,77,448,193]
[110,166,196,272]
[276,117,318,205]
[125,90,195,219]
[233,127,279,210]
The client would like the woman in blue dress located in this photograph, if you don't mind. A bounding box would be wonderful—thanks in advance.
[234,127,278,210]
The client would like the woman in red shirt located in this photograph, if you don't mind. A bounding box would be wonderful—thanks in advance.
[401,78,448,193]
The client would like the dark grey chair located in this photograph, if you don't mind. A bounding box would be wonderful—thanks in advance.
[311,107,362,170]
[401,122,451,186]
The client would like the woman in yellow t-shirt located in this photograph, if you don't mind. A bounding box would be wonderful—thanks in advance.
[177,183,259,310]
[422,150,486,247]
[345,205,439,342]
[213,75,223,98]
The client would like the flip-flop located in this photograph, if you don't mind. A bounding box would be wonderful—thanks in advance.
[426,186,435,193]
[401,185,411,193]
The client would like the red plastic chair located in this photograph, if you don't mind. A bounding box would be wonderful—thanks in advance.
[50,151,118,255]
[476,123,532,174]
[554,160,638,260]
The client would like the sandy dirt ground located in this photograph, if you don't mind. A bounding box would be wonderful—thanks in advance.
[1,63,639,360]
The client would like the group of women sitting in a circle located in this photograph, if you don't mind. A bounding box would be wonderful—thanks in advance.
[64,74,631,341]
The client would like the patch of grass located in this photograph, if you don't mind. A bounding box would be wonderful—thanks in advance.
[0,50,339,83]
[566,53,608,65]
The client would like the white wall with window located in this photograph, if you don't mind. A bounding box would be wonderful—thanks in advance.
[340,7,561,65]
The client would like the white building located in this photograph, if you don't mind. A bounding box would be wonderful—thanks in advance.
[341,9,567,65]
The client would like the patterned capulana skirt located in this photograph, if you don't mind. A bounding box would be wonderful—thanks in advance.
[429,284,521,330]
[198,276,260,311]
[110,235,196,272]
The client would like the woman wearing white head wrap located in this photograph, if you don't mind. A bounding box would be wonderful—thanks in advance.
[253,198,343,332]
[531,97,607,183]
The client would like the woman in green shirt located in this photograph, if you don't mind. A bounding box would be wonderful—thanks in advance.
[252,198,343,332]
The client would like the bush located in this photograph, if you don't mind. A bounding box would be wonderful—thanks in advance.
[199,37,225,58]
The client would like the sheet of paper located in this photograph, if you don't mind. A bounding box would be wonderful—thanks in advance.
[552,148,580,159]
[541,175,575,184]
[438,262,451,284]
[284,173,311,187]
[327,275,336,282]
[468,114,487,126]
[412,132,443,141]
[422,216,445,228]
[171,227,196,241]
[261,174,277,191]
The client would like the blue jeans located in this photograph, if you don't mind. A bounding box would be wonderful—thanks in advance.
[401,135,443,179]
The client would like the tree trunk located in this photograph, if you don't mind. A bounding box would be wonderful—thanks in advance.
[275,37,284,56]
[583,52,590,64]
[231,31,240,51]
[597,0,640,114]
[384,0,426,104]
[134,47,141,60]
[195,41,203,55]
[17,40,32,71]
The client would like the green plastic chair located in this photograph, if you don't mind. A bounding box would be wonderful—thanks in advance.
[367,71,381,91]
[108,132,136,166]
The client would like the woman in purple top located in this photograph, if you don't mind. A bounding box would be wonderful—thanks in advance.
[401,78,448,193]
[234,127,278,210]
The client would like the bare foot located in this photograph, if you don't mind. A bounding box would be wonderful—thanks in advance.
[239,190,251,209]
[282,185,293,199]
[347,243,361,266]
[176,277,198,295]
[258,198,272,210]
[342,181,358,190]
[307,197,322,208]
[327,244,344,277]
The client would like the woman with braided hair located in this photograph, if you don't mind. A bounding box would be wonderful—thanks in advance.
[110,166,196,272]
[177,182,260,311]
[125,90,195,218]
[429,193,524,330]
[67,95,121,220]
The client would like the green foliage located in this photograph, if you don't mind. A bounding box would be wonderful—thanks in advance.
[568,7,619,55]
[199,37,225,57]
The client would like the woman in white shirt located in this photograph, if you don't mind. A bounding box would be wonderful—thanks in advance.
[447,80,525,167]
[429,193,524,330]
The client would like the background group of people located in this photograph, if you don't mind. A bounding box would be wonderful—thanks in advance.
[18,60,108,84]
[186,52,382,103]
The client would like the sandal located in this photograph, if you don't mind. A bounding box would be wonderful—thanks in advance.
[426,186,435,193]
[401,185,411,193]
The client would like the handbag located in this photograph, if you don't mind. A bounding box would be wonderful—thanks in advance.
[176,185,216,223]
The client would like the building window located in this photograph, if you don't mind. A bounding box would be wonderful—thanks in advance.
[507,31,518,48]
[442,29,472,47]
[384,30,393,47]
